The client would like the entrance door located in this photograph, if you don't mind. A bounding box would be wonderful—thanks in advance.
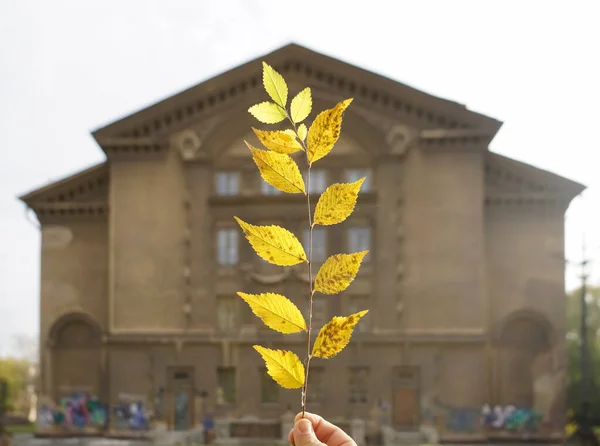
[167,367,195,431]
[392,366,420,429]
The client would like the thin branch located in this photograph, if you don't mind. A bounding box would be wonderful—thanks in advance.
[287,115,313,417]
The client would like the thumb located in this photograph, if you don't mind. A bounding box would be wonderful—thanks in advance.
[293,418,323,446]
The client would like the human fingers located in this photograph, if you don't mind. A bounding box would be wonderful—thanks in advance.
[290,412,356,446]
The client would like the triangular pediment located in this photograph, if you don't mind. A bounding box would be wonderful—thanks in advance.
[91,43,502,150]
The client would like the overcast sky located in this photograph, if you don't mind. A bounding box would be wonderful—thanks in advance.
[1,0,599,357]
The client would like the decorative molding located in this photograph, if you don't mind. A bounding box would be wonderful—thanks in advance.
[95,136,168,160]
[95,45,499,141]
[32,202,108,221]
[176,115,225,162]
[240,263,292,285]
[419,128,494,152]
[352,106,417,157]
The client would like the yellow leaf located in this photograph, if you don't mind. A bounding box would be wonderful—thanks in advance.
[312,310,369,359]
[246,142,305,194]
[252,128,303,154]
[314,251,368,295]
[297,124,307,141]
[237,292,306,334]
[290,87,312,123]
[307,98,353,164]
[262,62,288,108]
[254,345,305,389]
[314,178,365,226]
[248,101,287,124]
[234,217,307,266]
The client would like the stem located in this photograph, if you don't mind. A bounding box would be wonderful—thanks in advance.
[286,115,313,417]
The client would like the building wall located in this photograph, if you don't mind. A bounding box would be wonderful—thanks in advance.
[403,147,486,331]
[109,148,188,331]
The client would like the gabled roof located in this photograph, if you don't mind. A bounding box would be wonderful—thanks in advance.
[92,43,503,143]
[19,162,108,205]
[485,152,585,200]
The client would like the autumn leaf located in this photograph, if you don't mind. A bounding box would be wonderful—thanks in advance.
[262,62,288,108]
[314,178,365,226]
[307,98,353,164]
[254,345,305,389]
[237,292,306,334]
[252,128,303,154]
[234,217,307,266]
[248,101,287,124]
[246,142,305,194]
[297,124,307,141]
[290,87,312,123]
[314,251,368,295]
[312,310,369,359]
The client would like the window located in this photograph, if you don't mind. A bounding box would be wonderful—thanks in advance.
[216,367,236,404]
[215,171,239,196]
[348,227,371,261]
[260,368,279,404]
[217,229,238,265]
[217,296,237,331]
[304,169,327,194]
[348,296,369,332]
[261,180,281,195]
[303,227,326,263]
[345,169,372,192]
[348,367,369,404]
[312,296,328,327]
[306,366,325,403]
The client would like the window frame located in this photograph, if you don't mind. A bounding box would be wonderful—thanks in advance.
[216,367,236,405]
[304,169,327,194]
[260,180,282,196]
[216,228,239,266]
[214,171,240,196]
[347,226,372,262]
[344,168,372,192]
[260,367,280,404]
[348,366,369,405]
[303,226,327,264]
[216,295,238,332]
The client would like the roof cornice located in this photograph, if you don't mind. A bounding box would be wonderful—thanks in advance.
[91,43,503,143]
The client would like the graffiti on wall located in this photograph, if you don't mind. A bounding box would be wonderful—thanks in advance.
[112,395,149,431]
[37,393,107,430]
[446,407,480,433]
[481,404,543,432]
[36,393,149,432]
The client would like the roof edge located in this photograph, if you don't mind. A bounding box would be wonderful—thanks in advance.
[19,162,108,204]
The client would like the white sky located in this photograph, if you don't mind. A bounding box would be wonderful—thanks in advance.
[1,0,599,357]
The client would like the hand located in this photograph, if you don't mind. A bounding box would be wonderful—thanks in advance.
[288,412,356,446]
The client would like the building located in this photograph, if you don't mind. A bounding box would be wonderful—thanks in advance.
[20,44,583,437]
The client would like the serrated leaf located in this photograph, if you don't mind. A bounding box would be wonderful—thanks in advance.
[314,178,365,226]
[262,62,288,108]
[314,251,368,295]
[252,128,303,154]
[290,87,312,123]
[254,345,305,389]
[246,142,305,194]
[237,292,306,334]
[307,98,353,164]
[234,217,307,266]
[248,101,287,124]
[312,310,369,359]
[297,124,307,141]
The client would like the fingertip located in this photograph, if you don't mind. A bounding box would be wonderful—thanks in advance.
[295,418,313,434]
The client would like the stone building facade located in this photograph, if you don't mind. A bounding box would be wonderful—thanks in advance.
[20,44,583,437]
